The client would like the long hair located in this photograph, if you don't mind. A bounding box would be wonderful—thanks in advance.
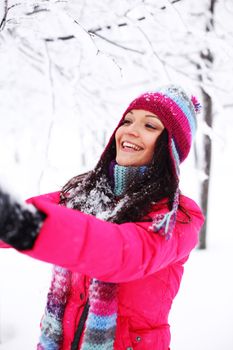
[60,129,178,224]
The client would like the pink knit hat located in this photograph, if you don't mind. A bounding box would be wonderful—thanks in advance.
[122,85,201,178]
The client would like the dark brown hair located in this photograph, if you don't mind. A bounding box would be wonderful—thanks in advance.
[60,129,178,224]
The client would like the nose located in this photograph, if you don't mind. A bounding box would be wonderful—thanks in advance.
[127,122,140,137]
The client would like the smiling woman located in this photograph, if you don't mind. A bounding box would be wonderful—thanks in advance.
[115,110,165,166]
[0,85,204,350]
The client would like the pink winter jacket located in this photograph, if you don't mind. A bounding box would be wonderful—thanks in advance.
[0,191,204,349]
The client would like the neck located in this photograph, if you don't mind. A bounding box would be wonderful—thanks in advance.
[109,161,147,197]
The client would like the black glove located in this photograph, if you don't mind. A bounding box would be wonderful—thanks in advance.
[0,187,46,250]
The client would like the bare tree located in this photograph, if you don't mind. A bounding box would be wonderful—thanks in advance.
[197,0,217,249]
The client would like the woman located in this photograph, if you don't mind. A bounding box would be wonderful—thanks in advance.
[0,84,204,350]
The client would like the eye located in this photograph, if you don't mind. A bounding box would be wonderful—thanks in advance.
[145,123,157,130]
[121,118,131,125]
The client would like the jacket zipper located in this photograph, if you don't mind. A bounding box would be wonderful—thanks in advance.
[70,299,89,350]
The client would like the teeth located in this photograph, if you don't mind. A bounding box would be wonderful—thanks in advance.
[122,141,142,151]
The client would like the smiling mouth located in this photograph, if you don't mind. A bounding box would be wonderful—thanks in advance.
[121,141,143,151]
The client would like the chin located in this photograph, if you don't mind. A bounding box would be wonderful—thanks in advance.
[116,157,129,167]
[116,157,138,167]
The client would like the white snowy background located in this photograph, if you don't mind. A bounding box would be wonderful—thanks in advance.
[0,0,233,349]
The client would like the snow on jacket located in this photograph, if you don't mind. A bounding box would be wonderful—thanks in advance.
[0,191,204,349]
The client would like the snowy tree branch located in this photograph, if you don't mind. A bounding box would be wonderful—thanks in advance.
[88,31,145,54]
[87,0,183,34]
[0,0,8,31]
[25,5,50,16]
[88,16,146,34]
[45,35,75,42]
[30,0,184,46]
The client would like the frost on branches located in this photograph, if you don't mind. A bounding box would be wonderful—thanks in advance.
[0,0,232,230]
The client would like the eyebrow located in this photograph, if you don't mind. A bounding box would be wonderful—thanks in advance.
[145,114,160,120]
[128,111,160,120]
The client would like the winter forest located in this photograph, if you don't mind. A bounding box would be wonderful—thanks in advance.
[0,0,233,349]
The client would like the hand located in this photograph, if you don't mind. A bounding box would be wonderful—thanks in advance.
[0,187,46,250]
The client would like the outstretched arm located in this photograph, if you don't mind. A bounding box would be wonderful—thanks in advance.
[26,194,203,282]
[0,189,204,282]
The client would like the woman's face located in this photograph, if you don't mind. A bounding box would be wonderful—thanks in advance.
[115,109,165,167]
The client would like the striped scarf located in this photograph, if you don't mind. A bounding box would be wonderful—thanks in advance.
[81,280,118,350]
[37,266,71,349]
[37,163,147,350]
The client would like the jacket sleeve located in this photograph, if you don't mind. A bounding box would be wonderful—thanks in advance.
[22,193,204,283]
[0,241,10,248]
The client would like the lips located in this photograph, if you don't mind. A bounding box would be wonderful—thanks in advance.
[122,141,143,151]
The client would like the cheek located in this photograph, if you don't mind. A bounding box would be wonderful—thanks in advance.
[115,128,122,145]
[148,136,158,151]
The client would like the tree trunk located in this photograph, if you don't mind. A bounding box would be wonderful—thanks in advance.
[197,0,216,249]
[198,88,213,249]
